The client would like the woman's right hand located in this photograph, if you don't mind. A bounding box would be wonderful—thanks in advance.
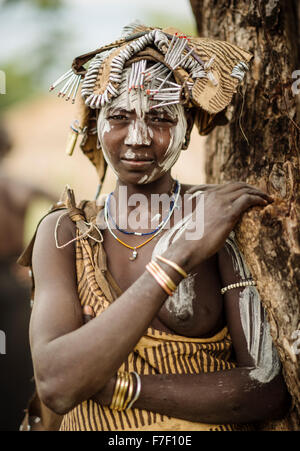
[167,182,273,272]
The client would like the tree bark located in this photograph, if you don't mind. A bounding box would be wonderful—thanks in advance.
[190,0,300,430]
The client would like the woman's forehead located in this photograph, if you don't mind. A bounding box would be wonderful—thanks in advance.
[106,105,176,117]
[103,94,184,121]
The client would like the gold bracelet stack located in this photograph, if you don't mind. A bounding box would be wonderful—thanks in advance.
[110,372,127,411]
[110,371,141,411]
[146,256,188,296]
[146,260,177,296]
[156,255,188,279]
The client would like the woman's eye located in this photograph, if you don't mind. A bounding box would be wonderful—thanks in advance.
[150,116,172,123]
[108,115,128,121]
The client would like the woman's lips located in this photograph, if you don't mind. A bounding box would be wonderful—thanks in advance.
[121,158,154,168]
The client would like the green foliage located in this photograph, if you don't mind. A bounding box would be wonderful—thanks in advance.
[2,0,63,9]
[0,63,40,111]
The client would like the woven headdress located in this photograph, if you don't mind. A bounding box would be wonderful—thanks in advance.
[50,22,252,185]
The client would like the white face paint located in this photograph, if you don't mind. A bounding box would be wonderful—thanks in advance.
[96,112,119,178]
[137,175,149,184]
[156,106,186,176]
[225,232,281,383]
[152,214,197,319]
[97,64,187,185]
[124,117,152,147]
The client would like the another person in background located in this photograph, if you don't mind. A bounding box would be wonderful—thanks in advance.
[0,120,56,430]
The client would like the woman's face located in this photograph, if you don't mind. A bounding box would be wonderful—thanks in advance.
[97,78,187,185]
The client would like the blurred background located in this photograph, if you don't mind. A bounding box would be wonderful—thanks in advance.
[0,0,206,430]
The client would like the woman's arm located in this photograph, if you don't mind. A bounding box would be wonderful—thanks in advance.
[91,241,290,424]
[30,210,185,415]
[93,364,289,424]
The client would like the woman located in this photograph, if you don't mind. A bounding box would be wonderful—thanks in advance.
[21,23,289,431]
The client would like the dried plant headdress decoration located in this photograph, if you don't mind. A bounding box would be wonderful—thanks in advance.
[50,22,252,186]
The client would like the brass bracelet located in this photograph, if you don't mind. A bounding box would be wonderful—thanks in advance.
[149,261,177,292]
[123,372,134,411]
[115,372,129,411]
[110,374,122,410]
[146,263,174,297]
[156,255,188,279]
[114,374,124,411]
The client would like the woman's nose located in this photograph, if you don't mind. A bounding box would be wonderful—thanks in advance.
[124,119,152,146]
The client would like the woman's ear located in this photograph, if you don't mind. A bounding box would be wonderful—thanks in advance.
[182,108,195,150]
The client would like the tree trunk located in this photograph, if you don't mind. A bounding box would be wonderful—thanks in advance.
[190,0,300,430]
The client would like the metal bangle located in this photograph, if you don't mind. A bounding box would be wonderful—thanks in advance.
[126,372,141,410]
[110,374,122,410]
[123,372,134,411]
[156,255,188,279]
[146,264,174,297]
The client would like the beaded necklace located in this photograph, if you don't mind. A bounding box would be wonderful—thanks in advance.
[106,180,179,236]
[104,181,181,261]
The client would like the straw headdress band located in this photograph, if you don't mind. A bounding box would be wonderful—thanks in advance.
[50,22,252,184]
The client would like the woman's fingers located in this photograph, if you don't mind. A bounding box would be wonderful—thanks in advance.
[83,305,95,324]
[221,181,254,192]
[232,192,269,217]
[187,182,274,205]
[229,187,274,203]
[219,182,273,201]
[170,183,274,270]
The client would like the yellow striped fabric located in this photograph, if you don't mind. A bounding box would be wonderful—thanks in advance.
[59,229,251,431]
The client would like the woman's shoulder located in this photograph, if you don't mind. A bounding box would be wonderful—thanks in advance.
[37,207,76,237]
[18,207,76,268]
[30,208,77,275]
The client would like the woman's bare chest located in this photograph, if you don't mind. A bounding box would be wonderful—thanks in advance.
[102,230,225,337]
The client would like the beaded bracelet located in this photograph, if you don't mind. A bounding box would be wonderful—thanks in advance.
[221,280,256,295]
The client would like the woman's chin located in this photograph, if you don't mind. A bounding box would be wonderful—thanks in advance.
[117,167,159,185]
[119,173,151,185]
